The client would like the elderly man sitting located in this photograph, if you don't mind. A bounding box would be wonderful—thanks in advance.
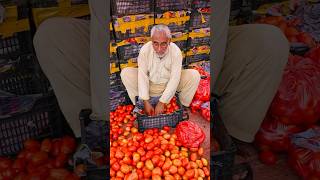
[121,24,201,116]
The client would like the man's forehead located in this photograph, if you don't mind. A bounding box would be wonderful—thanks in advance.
[152,35,169,42]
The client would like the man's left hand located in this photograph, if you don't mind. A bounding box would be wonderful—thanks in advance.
[155,101,165,115]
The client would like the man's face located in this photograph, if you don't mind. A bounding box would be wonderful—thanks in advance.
[151,31,170,56]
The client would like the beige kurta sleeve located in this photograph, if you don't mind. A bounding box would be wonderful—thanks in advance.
[138,47,150,101]
[159,50,183,104]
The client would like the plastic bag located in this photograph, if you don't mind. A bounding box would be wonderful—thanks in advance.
[200,102,210,121]
[190,99,203,112]
[176,121,205,148]
[255,115,303,152]
[305,46,320,63]
[269,55,320,126]
[288,126,320,178]
[194,78,210,102]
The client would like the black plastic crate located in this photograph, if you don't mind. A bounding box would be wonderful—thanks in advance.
[189,10,210,30]
[0,54,51,95]
[186,53,210,64]
[85,169,108,180]
[192,0,211,9]
[110,84,126,100]
[0,0,29,19]
[111,0,153,16]
[114,25,153,40]
[188,36,210,47]
[117,43,143,63]
[30,0,88,8]
[30,0,58,8]
[156,0,192,12]
[0,94,63,156]
[112,14,154,40]
[0,31,33,58]
[136,96,188,132]
[173,40,188,50]
[110,53,118,64]
[80,109,108,152]
[155,11,191,33]
[167,22,189,33]
[211,97,237,180]
[230,0,243,20]
[77,109,109,180]
[109,72,122,87]
[71,0,88,5]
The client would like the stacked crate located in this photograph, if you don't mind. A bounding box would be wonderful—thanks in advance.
[186,0,211,66]
[0,1,49,95]
[0,1,64,156]
[30,0,90,27]
[155,0,192,64]
[110,0,154,107]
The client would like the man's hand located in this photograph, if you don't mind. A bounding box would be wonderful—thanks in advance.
[144,100,154,116]
[155,101,165,116]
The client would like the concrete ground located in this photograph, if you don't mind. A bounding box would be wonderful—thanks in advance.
[187,110,300,180]
[234,143,300,180]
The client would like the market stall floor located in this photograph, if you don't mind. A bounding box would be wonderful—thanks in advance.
[187,110,211,160]
[235,143,299,180]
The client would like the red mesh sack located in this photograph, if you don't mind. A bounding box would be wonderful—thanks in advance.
[176,121,205,148]
[269,55,320,126]
[194,78,210,102]
[255,115,303,152]
[288,126,320,178]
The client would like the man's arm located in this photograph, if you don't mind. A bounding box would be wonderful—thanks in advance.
[137,48,150,101]
[159,50,183,104]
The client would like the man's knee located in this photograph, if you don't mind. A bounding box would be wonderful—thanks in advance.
[183,69,201,84]
[250,24,289,58]
[120,67,137,81]
[237,24,289,69]
[34,17,69,48]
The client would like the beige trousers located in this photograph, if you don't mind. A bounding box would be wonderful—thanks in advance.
[213,0,290,142]
[33,1,107,137]
[120,67,201,107]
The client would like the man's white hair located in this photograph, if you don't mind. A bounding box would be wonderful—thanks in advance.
[150,24,172,39]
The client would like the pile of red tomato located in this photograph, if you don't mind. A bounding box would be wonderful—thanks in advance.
[0,136,80,180]
[110,104,210,179]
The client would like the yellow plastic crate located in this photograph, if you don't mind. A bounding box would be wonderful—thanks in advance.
[32,0,90,27]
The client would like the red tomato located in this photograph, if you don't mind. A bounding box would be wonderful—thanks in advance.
[13,172,27,180]
[49,168,70,179]
[65,173,81,180]
[259,150,278,165]
[31,151,49,166]
[12,158,26,173]
[51,139,62,157]
[2,167,16,179]
[0,157,12,171]
[60,136,76,155]
[24,139,40,152]
[54,153,68,168]
[307,172,320,180]
[28,166,49,179]
[41,138,52,153]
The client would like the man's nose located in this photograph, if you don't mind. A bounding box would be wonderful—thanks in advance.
[156,45,161,52]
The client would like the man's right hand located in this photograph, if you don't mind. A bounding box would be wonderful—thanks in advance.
[144,100,155,116]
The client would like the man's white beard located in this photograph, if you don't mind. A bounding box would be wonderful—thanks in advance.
[156,48,169,59]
